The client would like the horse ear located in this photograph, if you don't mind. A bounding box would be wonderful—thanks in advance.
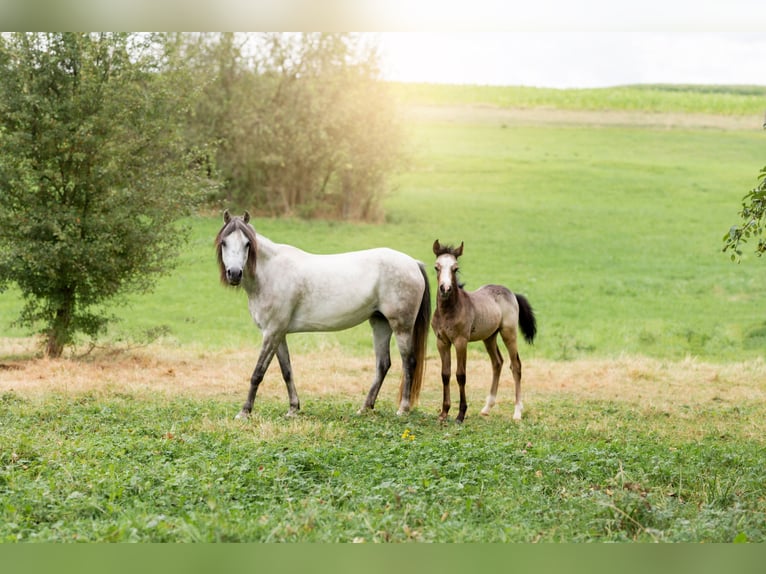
[433,239,441,255]
[223,209,231,223]
[243,211,251,224]
[455,242,464,257]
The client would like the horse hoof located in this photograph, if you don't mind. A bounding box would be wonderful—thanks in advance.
[235,410,250,420]
[396,408,409,416]
[479,409,490,416]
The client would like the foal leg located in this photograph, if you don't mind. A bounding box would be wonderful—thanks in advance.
[237,332,282,419]
[359,314,392,414]
[500,328,523,421]
[276,340,300,417]
[480,332,504,416]
[436,336,452,421]
[454,339,469,423]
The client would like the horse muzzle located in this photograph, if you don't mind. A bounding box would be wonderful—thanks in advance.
[226,267,243,286]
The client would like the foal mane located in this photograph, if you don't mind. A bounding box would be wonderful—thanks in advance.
[215,212,257,286]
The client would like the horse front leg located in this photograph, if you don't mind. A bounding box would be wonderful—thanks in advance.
[236,333,282,419]
[455,339,469,423]
[276,340,300,417]
[436,336,452,421]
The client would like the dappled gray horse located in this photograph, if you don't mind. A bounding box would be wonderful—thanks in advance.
[431,240,537,422]
[215,211,431,418]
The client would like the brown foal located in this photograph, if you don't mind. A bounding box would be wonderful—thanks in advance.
[431,240,537,422]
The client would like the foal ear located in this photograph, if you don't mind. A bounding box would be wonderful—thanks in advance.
[223,209,231,223]
[243,211,251,224]
[433,239,442,255]
[455,241,464,257]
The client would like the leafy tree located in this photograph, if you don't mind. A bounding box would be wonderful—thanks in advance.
[723,166,766,261]
[184,32,404,220]
[0,33,215,357]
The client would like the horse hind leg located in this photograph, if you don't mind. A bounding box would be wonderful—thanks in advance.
[394,328,418,416]
[480,332,503,416]
[500,328,523,421]
[359,313,392,414]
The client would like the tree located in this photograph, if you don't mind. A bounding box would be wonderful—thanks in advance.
[723,166,766,261]
[0,33,216,357]
[184,33,404,220]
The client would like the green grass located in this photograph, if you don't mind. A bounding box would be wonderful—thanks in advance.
[1,392,763,542]
[390,82,766,116]
[1,95,765,360]
[2,85,766,543]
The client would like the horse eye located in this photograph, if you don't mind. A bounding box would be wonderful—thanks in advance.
[453,267,459,273]
[221,240,227,248]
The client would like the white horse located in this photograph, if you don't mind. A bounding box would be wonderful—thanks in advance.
[215,210,431,419]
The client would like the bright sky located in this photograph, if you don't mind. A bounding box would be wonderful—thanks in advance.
[359,0,766,88]
[376,32,766,89]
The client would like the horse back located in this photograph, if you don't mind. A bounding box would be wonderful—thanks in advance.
[467,285,519,340]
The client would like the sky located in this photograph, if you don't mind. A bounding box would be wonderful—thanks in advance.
[376,32,766,89]
[2,0,765,90]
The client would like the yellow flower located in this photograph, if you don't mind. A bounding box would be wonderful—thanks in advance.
[401,428,415,441]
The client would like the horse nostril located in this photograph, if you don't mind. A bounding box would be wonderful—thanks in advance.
[227,268,243,284]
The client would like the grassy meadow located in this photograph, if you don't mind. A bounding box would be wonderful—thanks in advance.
[1,84,766,542]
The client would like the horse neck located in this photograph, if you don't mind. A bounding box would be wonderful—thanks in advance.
[436,281,465,313]
[242,233,275,291]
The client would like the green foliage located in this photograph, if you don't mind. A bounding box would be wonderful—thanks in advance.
[0,33,216,356]
[723,166,766,261]
[183,33,404,220]
[0,393,764,542]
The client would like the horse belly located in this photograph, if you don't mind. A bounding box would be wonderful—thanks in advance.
[288,291,376,332]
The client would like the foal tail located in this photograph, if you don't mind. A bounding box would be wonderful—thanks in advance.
[399,262,431,407]
[516,293,537,345]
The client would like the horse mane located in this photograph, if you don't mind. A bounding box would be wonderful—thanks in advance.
[214,215,257,286]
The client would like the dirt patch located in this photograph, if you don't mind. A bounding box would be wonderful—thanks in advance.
[2,338,764,416]
[403,104,763,131]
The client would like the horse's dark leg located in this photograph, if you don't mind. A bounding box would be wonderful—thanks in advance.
[480,332,503,416]
[394,331,417,416]
[359,314,393,413]
[500,327,523,420]
[436,336,452,421]
[237,334,281,419]
[455,339,469,423]
[276,340,300,417]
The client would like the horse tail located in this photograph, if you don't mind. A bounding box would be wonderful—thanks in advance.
[399,262,431,406]
[516,293,537,345]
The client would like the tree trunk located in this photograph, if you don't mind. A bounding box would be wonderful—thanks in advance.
[45,293,74,358]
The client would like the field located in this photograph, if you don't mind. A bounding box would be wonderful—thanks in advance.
[1,84,766,542]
